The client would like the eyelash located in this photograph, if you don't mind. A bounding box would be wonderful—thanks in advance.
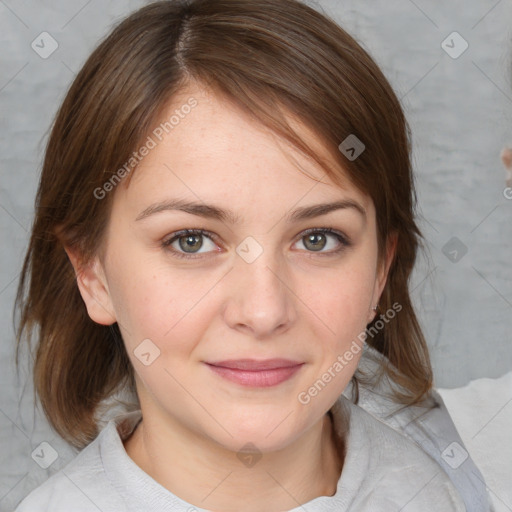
[161,228,351,260]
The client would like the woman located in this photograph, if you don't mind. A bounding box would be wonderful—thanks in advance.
[14,0,491,510]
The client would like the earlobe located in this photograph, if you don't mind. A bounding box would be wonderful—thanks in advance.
[64,247,117,326]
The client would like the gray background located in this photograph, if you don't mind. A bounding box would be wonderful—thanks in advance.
[1,0,511,510]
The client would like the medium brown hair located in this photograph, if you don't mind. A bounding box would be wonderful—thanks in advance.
[15,0,432,449]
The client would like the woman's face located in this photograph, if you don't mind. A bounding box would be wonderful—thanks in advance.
[79,82,393,453]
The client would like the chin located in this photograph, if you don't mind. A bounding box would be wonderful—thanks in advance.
[209,415,307,455]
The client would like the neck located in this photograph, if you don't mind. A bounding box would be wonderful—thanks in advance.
[124,406,344,512]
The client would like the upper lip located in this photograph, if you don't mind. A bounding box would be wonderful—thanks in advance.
[206,359,303,371]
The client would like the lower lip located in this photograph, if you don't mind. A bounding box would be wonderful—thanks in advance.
[206,363,303,387]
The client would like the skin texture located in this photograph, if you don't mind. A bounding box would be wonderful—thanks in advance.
[66,81,396,511]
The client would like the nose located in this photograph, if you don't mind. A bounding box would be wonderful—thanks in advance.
[222,244,297,339]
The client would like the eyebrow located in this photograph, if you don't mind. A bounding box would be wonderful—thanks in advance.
[135,198,366,224]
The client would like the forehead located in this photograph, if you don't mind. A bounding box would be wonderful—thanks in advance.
[120,81,372,216]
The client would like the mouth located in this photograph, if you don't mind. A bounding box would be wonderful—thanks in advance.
[204,359,304,388]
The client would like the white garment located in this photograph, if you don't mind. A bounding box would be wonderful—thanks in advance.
[15,394,468,511]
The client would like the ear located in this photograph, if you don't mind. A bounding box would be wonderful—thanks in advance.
[368,232,398,323]
[64,246,117,325]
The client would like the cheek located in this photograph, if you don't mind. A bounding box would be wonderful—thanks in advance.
[107,266,203,393]
[305,262,376,341]
[106,252,220,365]
[105,249,183,345]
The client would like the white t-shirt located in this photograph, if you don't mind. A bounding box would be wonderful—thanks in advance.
[14,394,468,512]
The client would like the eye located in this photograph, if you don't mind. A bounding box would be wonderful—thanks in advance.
[161,227,351,260]
[293,228,351,255]
[162,229,220,259]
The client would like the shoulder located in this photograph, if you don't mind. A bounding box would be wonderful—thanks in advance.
[14,422,127,512]
[340,398,467,511]
[343,345,493,511]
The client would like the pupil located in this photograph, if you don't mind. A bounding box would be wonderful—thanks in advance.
[305,233,326,251]
[180,234,202,253]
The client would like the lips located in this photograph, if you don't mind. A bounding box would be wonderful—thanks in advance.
[205,359,305,387]
[205,359,303,371]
